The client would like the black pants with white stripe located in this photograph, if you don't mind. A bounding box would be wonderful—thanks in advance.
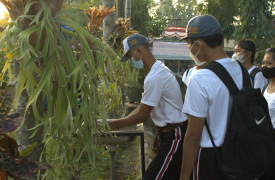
[193,147,226,180]
[143,121,188,180]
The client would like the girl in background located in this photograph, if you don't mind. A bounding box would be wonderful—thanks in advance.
[259,47,275,180]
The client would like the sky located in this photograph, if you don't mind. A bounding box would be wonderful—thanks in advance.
[0,3,7,20]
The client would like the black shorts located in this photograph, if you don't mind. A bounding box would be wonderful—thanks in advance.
[193,147,227,180]
[143,121,188,180]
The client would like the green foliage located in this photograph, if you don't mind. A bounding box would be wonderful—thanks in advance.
[198,0,275,41]
[198,0,237,39]
[148,0,198,38]
[160,0,198,26]
[131,0,153,36]
[78,142,137,179]
[98,46,139,117]
[255,41,275,67]
[131,0,166,37]
[20,142,37,158]
[116,48,139,86]
[0,0,121,178]
[64,0,101,9]
[0,89,12,119]
[236,0,274,41]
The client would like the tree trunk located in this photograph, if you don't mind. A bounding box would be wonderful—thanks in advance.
[14,62,44,180]
[125,0,131,29]
[103,0,116,50]
[16,91,44,161]
[116,0,125,19]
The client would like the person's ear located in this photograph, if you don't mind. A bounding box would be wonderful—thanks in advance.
[136,46,142,55]
[246,51,252,58]
[244,51,252,59]
[196,41,203,49]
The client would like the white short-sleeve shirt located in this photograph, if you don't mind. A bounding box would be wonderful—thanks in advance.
[182,67,198,86]
[263,86,275,128]
[248,65,268,89]
[182,58,243,147]
[141,61,188,127]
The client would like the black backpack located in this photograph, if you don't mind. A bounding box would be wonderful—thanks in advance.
[204,61,275,180]
[249,67,261,88]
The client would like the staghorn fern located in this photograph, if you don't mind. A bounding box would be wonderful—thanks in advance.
[0,0,120,178]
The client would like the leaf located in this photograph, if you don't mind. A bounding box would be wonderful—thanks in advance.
[53,8,83,19]
[26,58,55,110]
[0,90,12,120]
[0,134,20,158]
[0,152,51,178]
[19,142,37,158]
[0,169,7,180]
[0,21,10,28]
[262,41,271,51]
[0,113,23,134]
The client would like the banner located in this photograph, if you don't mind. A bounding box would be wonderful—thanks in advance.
[153,41,190,57]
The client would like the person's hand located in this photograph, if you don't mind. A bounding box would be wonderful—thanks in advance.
[97,119,108,130]
[97,119,102,126]
[97,119,119,131]
[107,119,120,131]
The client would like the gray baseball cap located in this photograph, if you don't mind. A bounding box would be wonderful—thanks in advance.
[179,15,221,41]
[121,34,149,62]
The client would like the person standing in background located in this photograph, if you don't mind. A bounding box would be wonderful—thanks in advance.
[259,47,275,180]
[233,39,268,89]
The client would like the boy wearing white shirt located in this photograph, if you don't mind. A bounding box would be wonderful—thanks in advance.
[103,34,188,180]
[182,64,208,86]
[179,15,243,180]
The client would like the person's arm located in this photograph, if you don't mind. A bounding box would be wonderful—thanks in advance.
[180,115,205,180]
[107,103,153,130]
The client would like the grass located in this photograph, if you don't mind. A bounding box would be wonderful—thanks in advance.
[6,129,138,180]
[42,137,138,179]
[78,140,138,180]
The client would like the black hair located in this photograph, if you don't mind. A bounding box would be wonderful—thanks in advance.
[188,33,224,49]
[266,47,275,61]
[236,39,256,64]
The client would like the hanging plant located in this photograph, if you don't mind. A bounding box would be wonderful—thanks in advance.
[0,0,119,178]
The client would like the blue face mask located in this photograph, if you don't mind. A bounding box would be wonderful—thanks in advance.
[130,49,144,69]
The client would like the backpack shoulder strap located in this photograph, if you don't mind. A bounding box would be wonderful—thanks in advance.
[203,61,240,96]
[164,67,187,107]
[185,68,190,77]
[236,61,253,88]
[203,61,252,96]
[205,120,220,154]
[262,83,270,94]
[250,67,261,87]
